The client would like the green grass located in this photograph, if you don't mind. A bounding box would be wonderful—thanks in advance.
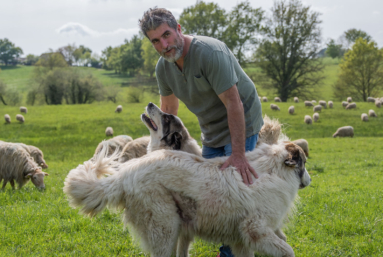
[1,100,383,256]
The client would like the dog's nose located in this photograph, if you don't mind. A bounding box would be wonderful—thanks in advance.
[148,102,154,108]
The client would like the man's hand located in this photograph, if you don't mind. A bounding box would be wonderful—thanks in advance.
[220,153,258,185]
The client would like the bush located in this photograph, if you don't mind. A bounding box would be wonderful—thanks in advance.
[5,88,22,106]
[127,87,144,103]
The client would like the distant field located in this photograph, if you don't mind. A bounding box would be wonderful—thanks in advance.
[0,100,382,256]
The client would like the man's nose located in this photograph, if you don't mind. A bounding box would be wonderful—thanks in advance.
[160,38,168,49]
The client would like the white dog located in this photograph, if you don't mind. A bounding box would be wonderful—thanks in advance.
[64,137,310,256]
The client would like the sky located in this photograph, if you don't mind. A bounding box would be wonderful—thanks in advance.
[1,0,382,57]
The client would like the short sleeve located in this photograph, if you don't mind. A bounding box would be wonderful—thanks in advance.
[156,59,173,96]
[205,50,239,95]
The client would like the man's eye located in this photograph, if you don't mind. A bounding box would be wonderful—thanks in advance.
[164,32,170,37]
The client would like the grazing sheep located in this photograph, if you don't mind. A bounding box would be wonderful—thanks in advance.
[313,112,319,122]
[270,104,280,111]
[304,101,314,107]
[342,101,348,108]
[304,115,312,124]
[288,106,295,115]
[105,127,114,137]
[258,96,261,102]
[347,97,352,103]
[333,126,354,138]
[369,109,377,117]
[115,105,122,113]
[375,100,381,108]
[361,113,368,122]
[328,101,333,108]
[20,106,28,114]
[0,143,48,189]
[313,105,322,112]
[16,143,49,169]
[311,100,317,104]
[367,97,376,103]
[345,103,356,110]
[292,139,309,157]
[274,97,281,102]
[16,114,24,123]
[119,136,151,163]
[319,100,327,109]
[94,135,133,157]
[4,114,11,124]
[262,96,268,102]
[294,97,299,103]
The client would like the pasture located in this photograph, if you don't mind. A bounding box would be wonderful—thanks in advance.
[1,100,382,256]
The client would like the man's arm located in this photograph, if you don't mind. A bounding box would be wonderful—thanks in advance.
[160,94,179,115]
[218,85,258,185]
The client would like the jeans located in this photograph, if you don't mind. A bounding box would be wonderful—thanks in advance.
[202,133,259,257]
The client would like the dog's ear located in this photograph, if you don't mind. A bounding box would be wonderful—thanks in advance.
[170,132,182,150]
[284,143,302,167]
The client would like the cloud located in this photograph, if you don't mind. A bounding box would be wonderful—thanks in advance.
[56,22,138,37]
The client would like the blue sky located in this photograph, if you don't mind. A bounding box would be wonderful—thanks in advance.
[1,0,382,56]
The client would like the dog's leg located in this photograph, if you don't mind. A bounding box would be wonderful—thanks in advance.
[275,228,287,242]
[230,244,253,257]
[176,229,193,257]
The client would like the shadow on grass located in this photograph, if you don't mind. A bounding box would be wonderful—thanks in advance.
[0,65,21,70]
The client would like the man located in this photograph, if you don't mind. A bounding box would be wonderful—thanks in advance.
[139,7,264,257]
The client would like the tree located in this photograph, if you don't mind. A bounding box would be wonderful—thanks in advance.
[73,45,92,66]
[326,39,345,59]
[57,44,77,65]
[0,38,23,65]
[141,38,159,77]
[101,46,113,70]
[35,52,68,70]
[256,0,324,101]
[224,1,264,65]
[25,54,39,65]
[333,38,383,101]
[344,29,371,45]
[179,1,227,41]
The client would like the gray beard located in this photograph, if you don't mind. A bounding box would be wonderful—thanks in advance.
[161,35,184,63]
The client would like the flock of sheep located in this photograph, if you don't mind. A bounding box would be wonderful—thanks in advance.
[4,106,27,123]
[260,95,382,138]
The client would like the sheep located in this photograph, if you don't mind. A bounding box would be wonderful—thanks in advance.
[333,126,354,138]
[319,100,327,109]
[270,104,280,111]
[361,113,368,122]
[375,100,381,108]
[304,101,314,107]
[262,96,268,102]
[313,105,322,112]
[313,112,319,122]
[4,114,11,124]
[115,105,122,113]
[369,109,377,117]
[119,136,151,163]
[20,106,28,114]
[105,127,114,137]
[16,114,24,123]
[342,101,348,108]
[367,97,376,103]
[347,97,352,103]
[258,96,261,102]
[328,101,333,108]
[345,103,357,110]
[292,139,309,157]
[288,106,295,115]
[94,135,133,157]
[16,143,49,169]
[304,115,312,124]
[294,97,299,103]
[311,100,317,104]
[0,143,48,189]
[274,97,281,102]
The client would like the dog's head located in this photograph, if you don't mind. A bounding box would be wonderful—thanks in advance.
[283,142,311,189]
[141,103,187,152]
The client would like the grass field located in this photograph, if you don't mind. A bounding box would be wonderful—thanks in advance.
[1,100,382,256]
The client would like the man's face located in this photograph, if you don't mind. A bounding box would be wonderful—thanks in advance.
[147,23,184,63]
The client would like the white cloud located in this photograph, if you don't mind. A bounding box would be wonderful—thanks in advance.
[56,22,138,37]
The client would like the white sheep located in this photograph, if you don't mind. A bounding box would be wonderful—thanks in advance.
[274,97,281,102]
[4,114,11,124]
[375,100,381,108]
[0,143,48,189]
[105,127,114,137]
[347,97,352,103]
[15,143,49,169]
[313,105,322,112]
[319,100,327,109]
[262,96,268,102]
[119,136,151,163]
[313,112,319,122]
[270,104,280,111]
[311,100,317,104]
[345,103,356,110]
[115,105,123,113]
[292,139,309,157]
[328,101,333,108]
[20,106,28,114]
[304,101,314,107]
[304,115,312,124]
[333,126,354,138]
[288,106,295,115]
[294,97,299,103]
[94,135,133,157]
[369,109,377,117]
[342,101,348,108]
[361,113,368,121]
[367,97,376,103]
[16,114,24,123]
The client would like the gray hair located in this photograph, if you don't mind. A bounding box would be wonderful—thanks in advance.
[139,7,178,39]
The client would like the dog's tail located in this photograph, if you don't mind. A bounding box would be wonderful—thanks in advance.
[63,143,124,217]
[258,115,289,145]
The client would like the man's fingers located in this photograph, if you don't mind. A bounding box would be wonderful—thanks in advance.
[249,167,258,179]
[220,161,229,171]
[241,169,249,185]
[246,169,253,184]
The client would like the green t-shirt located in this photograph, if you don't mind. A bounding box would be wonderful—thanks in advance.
[156,35,263,148]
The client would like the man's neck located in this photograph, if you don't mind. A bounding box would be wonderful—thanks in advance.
[175,35,193,71]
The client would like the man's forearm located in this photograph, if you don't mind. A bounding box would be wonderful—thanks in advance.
[226,97,246,156]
